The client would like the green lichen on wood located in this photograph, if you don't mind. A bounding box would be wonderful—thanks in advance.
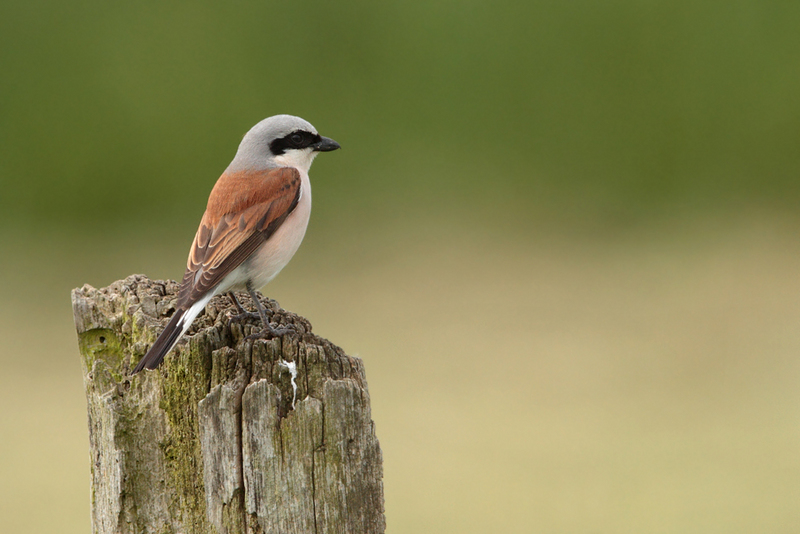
[72,274,385,534]
[157,332,215,533]
[78,328,124,383]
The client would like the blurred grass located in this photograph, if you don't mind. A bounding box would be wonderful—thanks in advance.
[2,215,800,532]
[0,217,800,533]
[1,0,800,532]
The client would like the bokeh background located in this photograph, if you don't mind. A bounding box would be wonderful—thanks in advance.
[2,1,799,532]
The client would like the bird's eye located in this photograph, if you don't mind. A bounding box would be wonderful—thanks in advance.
[290,133,304,147]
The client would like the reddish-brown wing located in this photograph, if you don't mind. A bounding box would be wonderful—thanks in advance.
[176,166,301,309]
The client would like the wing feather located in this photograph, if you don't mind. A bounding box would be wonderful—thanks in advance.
[176,166,301,309]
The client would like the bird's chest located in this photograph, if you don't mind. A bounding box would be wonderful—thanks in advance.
[243,174,312,287]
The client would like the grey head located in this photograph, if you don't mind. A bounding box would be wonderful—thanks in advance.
[228,114,340,173]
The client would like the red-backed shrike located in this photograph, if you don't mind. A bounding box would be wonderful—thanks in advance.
[133,115,340,373]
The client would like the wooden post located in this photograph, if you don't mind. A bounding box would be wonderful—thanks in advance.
[72,274,385,534]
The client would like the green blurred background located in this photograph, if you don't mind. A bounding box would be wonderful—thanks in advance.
[2,1,799,532]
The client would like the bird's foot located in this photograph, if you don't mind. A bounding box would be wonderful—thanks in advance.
[228,310,262,326]
[244,322,296,341]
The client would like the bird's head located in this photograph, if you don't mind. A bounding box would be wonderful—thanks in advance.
[229,114,340,174]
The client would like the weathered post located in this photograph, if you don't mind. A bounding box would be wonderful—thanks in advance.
[72,274,385,534]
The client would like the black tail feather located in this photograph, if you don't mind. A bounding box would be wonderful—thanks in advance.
[132,308,186,373]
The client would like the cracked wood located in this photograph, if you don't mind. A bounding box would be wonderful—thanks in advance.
[72,274,385,534]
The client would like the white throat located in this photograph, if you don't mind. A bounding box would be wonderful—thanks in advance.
[274,148,318,174]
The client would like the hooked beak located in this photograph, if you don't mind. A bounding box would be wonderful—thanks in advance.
[311,136,341,152]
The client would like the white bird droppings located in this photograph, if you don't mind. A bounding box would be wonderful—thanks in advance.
[280,359,298,409]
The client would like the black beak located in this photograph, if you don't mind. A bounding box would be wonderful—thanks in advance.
[312,136,341,152]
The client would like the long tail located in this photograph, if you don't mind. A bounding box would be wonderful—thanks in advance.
[132,297,209,373]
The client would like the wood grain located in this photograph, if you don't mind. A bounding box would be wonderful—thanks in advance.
[72,274,385,534]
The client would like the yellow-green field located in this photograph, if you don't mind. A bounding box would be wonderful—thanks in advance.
[1,214,798,533]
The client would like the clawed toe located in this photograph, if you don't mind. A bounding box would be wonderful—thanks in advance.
[228,310,261,325]
[244,323,296,341]
[229,284,293,341]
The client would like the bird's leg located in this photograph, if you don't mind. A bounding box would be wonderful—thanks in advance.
[227,291,260,324]
[244,281,295,339]
[228,291,247,314]
[246,283,271,326]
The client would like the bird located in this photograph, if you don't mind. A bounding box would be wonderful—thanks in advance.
[132,115,340,373]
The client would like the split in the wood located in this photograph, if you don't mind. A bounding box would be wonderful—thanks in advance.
[72,274,386,534]
[279,359,299,409]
